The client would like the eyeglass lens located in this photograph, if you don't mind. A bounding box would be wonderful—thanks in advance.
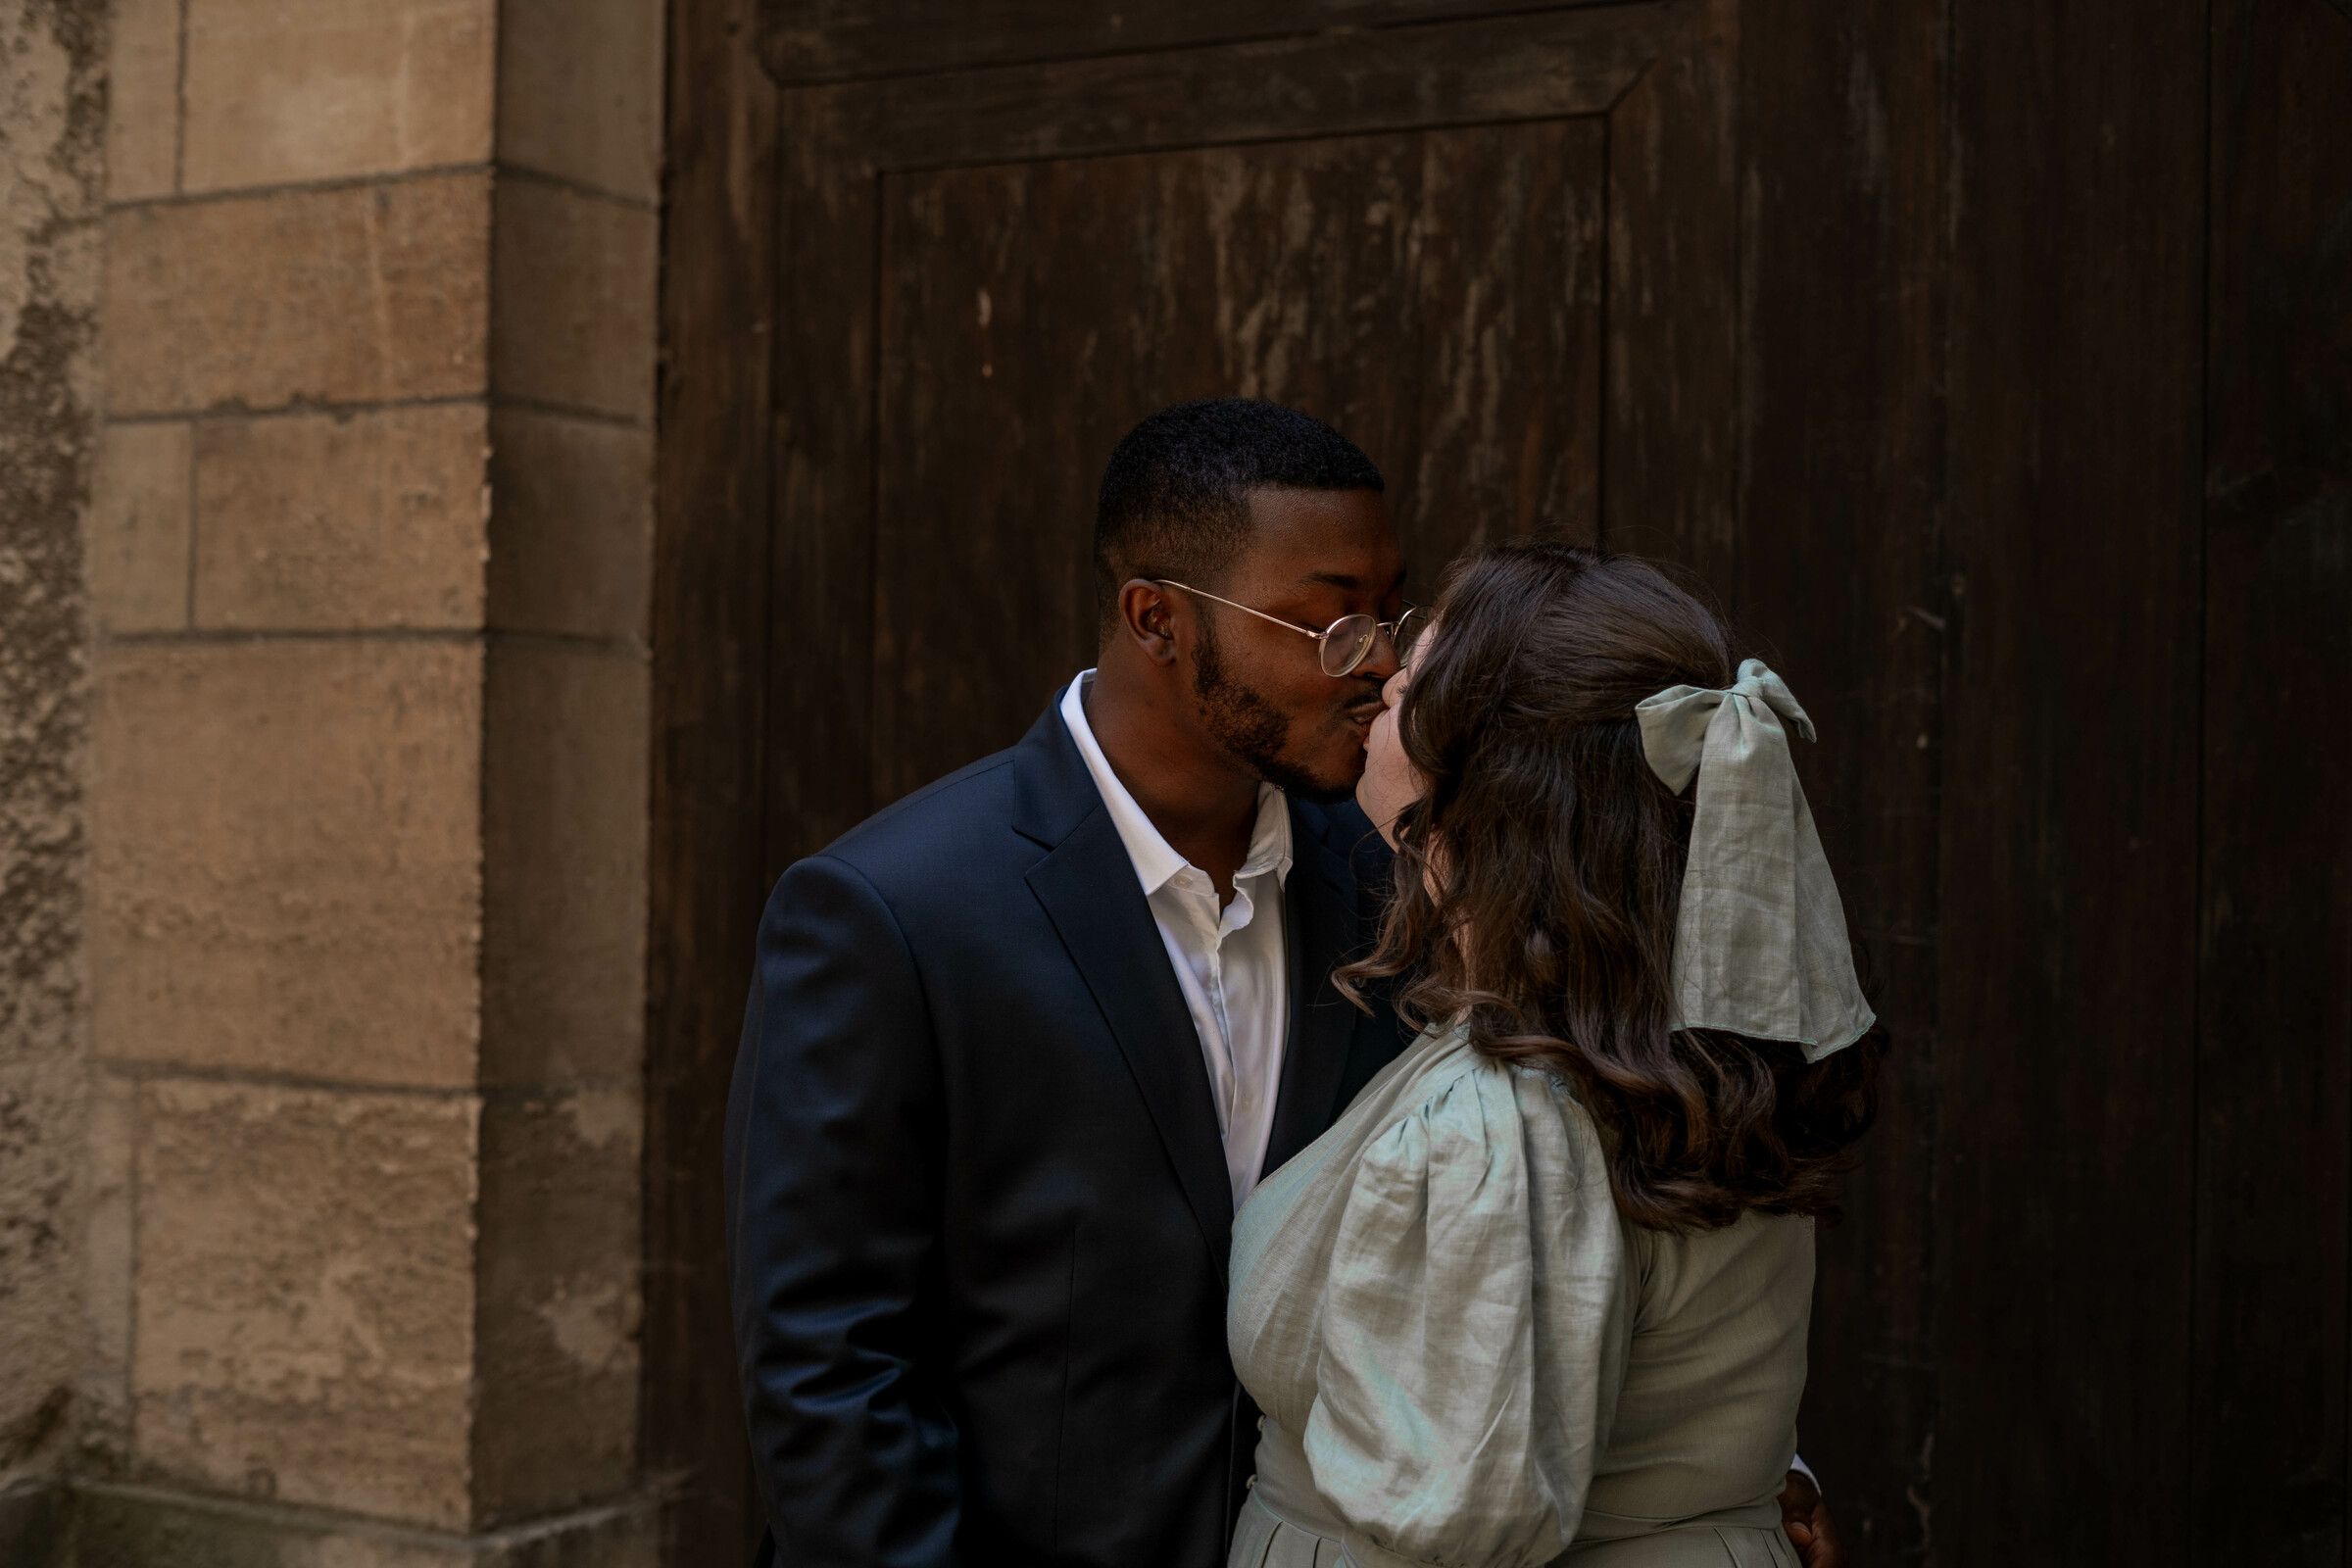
[1318,609,1427,678]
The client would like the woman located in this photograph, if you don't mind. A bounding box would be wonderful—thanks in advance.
[1227,544,1884,1567]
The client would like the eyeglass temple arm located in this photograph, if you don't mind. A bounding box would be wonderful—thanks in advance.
[1152,581,1326,641]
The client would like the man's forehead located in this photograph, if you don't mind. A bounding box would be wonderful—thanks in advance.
[1243,483,1388,527]
[1238,487,1402,588]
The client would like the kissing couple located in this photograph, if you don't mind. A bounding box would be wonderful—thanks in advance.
[726,399,1884,1568]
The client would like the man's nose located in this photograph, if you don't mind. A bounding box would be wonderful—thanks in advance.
[1355,625,1403,682]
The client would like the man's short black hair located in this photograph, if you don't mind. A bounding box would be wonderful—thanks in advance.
[1094,399,1384,617]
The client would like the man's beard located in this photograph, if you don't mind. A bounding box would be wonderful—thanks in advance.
[1192,615,1353,804]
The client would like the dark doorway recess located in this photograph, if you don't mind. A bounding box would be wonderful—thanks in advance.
[651,0,2352,1562]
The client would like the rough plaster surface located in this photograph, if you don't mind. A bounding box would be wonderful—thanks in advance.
[0,0,100,1500]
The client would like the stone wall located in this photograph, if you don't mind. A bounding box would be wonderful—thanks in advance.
[0,0,103,1523]
[0,0,666,1560]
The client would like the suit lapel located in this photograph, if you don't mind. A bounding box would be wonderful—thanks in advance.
[1261,809,1362,1177]
[1017,697,1235,1278]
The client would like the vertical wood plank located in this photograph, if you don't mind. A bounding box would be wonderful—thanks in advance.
[1603,0,1742,576]
[2191,3,2352,1560]
[872,157,1100,800]
[766,102,882,873]
[644,0,778,1560]
[1732,0,1952,1557]
[1410,119,1607,590]
[1938,0,2209,1557]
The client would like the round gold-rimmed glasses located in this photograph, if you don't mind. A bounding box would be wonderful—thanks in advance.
[1154,580,1425,678]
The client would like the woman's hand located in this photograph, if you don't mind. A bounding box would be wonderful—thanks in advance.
[1778,1470,1844,1568]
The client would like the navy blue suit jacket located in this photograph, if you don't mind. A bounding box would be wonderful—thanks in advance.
[724,695,1413,1567]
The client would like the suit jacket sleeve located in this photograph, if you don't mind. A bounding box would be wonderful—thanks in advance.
[724,853,959,1566]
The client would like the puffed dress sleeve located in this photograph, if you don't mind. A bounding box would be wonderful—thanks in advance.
[1301,1058,1636,1568]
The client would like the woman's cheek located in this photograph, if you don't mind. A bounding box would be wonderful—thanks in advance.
[1357,709,1420,848]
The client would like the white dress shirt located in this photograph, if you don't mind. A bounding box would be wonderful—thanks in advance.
[1061,671,1292,1209]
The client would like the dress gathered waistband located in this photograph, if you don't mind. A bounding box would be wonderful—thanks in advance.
[1243,1420,1793,1568]
[1249,1417,1348,1542]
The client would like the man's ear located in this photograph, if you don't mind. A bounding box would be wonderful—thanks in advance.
[1116,578,1181,666]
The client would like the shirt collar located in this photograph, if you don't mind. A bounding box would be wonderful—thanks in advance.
[1060,670,1294,898]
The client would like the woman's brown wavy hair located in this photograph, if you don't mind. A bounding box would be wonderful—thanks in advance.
[1338,542,1885,1231]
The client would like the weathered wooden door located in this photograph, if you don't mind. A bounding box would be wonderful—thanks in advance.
[760,0,1741,863]
[659,4,2352,1566]
[654,4,1744,1559]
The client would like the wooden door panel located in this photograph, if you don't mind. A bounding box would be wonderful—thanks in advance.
[766,0,1736,871]
[761,0,1653,85]
[871,117,1616,803]
[669,4,1747,1561]
[781,4,1676,155]
[875,135,1427,802]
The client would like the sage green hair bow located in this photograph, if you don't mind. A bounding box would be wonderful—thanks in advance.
[1634,659,1874,1059]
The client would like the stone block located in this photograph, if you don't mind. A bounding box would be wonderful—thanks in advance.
[473,1091,641,1523]
[194,404,491,631]
[490,180,656,422]
[486,410,651,642]
[104,174,491,416]
[90,640,483,1088]
[89,420,190,632]
[498,0,664,204]
[64,1482,662,1566]
[106,0,180,200]
[182,0,495,192]
[133,1079,478,1530]
[481,643,647,1089]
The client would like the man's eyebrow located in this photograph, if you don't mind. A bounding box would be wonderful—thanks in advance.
[1295,568,1409,593]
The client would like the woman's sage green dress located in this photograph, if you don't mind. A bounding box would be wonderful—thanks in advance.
[1226,1026,1813,1568]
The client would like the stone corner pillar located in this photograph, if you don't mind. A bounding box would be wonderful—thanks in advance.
[77,0,668,1560]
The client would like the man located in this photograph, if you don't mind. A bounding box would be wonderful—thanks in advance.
[724,400,1842,1566]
